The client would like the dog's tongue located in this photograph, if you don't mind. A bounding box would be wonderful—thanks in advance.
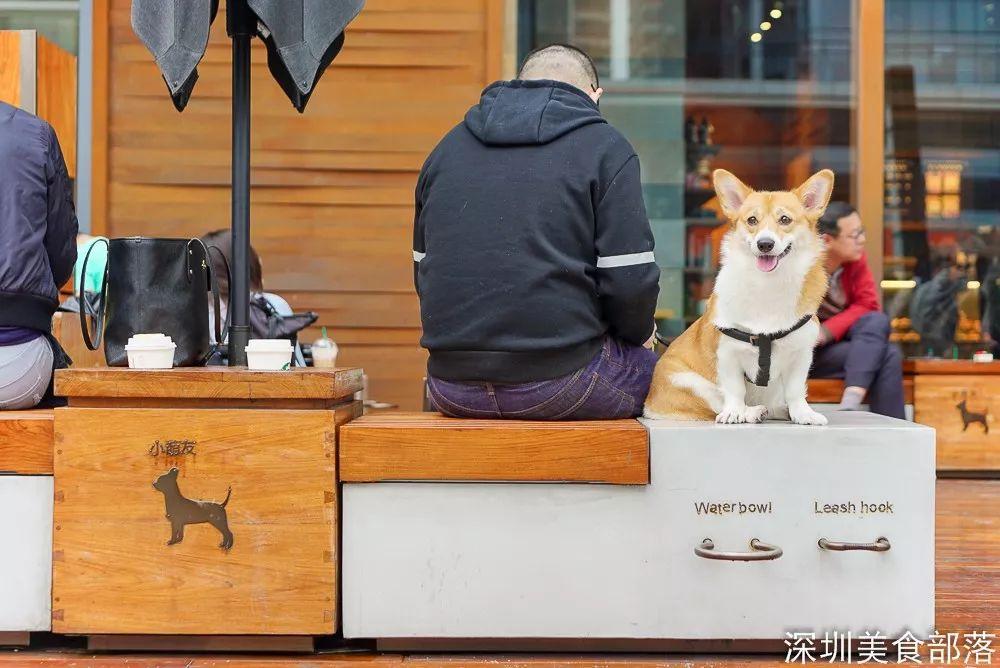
[757,255,779,272]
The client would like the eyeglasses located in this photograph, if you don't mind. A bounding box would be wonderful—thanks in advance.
[845,227,866,241]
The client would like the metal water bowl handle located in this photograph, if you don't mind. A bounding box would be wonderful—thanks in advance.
[695,538,783,561]
[818,537,891,552]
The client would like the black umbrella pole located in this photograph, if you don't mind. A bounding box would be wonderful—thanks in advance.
[228,29,252,366]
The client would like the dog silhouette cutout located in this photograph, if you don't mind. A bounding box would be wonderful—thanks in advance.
[152,467,234,550]
[956,397,989,435]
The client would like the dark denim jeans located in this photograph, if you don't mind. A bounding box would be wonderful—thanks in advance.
[812,311,906,419]
[428,337,657,420]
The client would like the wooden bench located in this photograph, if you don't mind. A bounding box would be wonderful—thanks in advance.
[340,411,934,644]
[807,377,915,404]
[340,412,649,484]
[0,409,54,474]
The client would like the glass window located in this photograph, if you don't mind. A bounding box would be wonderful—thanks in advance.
[882,0,1000,358]
[520,0,856,337]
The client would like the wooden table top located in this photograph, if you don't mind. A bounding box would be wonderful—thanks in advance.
[907,359,1000,375]
[55,366,364,401]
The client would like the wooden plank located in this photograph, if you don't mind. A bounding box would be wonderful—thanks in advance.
[87,635,314,652]
[808,377,915,405]
[936,479,1000,635]
[0,632,29,647]
[854,0,885,282]
[807,378,844,404]
[915,375,999,472]
[0,32,21,107]
[52,312,107,369]
[36,35,77,178]
[52,405,357,635]
[0,409,54,474]
[55,367,363,401]
[340,412,649,484]
[0,655,835,667]
[91,0,111,235]
[66,397,353,410]
[911,360,1000,375]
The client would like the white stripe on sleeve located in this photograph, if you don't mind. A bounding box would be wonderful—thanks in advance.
[595,251,655,268]
[413,250,426,262]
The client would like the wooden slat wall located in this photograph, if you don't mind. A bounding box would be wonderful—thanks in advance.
[0,32,77,177]
[37,35,78,178]
[0,32,21,107]
[102,0,506,410]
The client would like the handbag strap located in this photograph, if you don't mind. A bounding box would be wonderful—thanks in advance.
[186,239,225,349]
[78,237,110,351]
[206,244,232,345]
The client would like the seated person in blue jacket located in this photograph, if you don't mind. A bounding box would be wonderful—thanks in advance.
[413,44,660,420]
[0,101,78,409]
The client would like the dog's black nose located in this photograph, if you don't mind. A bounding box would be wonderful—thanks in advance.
[757,238,775,253]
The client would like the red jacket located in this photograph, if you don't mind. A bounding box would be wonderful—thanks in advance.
[820,252,881,342]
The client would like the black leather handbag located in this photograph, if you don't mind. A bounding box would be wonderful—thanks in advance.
[79,237,223,367]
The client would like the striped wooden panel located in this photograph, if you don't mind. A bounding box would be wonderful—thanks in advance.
[0,32,21,107]
[807,377,915,405]
[37,35,78,178]
[103,0,506,410]
[340,412,650,484]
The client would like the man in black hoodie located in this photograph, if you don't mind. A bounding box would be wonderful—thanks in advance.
[414,44,660,420]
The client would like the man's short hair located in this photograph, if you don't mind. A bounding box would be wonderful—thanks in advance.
[817,201,857,237]
[518,43,600,94]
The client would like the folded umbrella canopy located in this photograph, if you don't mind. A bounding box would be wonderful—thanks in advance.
[132,0,364,113]
[250,0,365,112]
[131,0,219,111]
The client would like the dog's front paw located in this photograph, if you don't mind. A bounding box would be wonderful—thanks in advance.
[790,406,828,426]
[716,405,767,424]
[743,405,768,423]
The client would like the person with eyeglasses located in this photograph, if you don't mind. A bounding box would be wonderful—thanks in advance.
[810,202,905,419]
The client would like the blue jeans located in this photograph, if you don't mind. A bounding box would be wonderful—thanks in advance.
[428,337,657,420]
[812,311,906,419]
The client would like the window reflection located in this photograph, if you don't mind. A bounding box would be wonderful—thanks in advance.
[883,0,999,358]
[521,0,855,336]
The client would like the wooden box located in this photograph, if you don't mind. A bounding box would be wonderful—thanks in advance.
[342,411,935,643]
[912,361,999,473]
[52,367,362,636]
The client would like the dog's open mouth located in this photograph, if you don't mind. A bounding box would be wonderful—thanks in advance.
[756,245,792,273]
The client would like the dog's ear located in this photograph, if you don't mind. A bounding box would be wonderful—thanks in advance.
[713,170,752,220]
[794,169,835,217]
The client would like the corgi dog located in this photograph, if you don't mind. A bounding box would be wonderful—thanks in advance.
[644,168,834,425]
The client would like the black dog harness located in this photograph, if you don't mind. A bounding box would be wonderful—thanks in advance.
[718,314,814,387]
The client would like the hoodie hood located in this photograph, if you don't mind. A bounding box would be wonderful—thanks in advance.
[464,79,606,146]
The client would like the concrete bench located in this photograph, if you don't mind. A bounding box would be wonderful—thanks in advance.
[0,410,54,633]
[341,411,935,647]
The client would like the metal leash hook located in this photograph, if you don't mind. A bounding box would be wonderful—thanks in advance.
[695,538,784,561]
[818,537,891,552]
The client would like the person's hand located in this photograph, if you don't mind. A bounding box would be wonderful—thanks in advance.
[644,323,657,350]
